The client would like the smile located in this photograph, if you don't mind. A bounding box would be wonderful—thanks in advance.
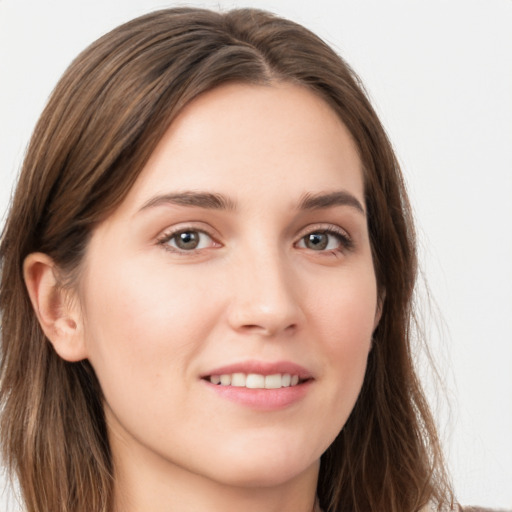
[201,361,314,409]
[207,373,301,389]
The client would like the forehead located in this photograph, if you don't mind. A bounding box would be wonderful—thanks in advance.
[120,82,364,213]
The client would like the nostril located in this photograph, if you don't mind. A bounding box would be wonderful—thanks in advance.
[238,321,298,337]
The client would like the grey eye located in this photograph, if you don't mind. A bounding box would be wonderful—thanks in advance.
[167,230,213,251]
[297,230,346,251]
[304,232,329,250]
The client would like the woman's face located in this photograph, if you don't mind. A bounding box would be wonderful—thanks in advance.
[77,83,380,489]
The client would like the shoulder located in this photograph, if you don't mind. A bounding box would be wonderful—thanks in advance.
[420,506,510,512]
[461,508,512,512]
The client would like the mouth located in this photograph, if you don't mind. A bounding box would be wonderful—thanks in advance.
[204,372,308,389]
[201,362,313,410]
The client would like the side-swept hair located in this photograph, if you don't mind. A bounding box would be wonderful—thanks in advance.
[1,8,453,512]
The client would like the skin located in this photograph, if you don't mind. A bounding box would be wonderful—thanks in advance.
[25,83,381,512]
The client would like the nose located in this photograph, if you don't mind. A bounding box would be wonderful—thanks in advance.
[226,248,302,337]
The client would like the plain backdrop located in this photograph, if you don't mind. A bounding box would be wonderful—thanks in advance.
[1,0,511,510]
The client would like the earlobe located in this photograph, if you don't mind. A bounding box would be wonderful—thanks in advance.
[23,253,87,362]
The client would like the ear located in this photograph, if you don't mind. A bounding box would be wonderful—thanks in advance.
[373,289,386,331]
[23,252,87,362]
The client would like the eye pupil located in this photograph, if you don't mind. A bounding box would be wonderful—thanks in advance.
[176,231,199,250]
[306,232,328,250]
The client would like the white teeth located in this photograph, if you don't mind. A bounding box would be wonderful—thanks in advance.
[208,372,303,389]
[231,373,246,387]
[264,374,282,389]
[220,374,231,386]
[246,374,265,388]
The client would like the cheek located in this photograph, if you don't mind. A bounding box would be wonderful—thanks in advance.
[306,266,377,418]
[310,264,377,351]
[79,252,216,402]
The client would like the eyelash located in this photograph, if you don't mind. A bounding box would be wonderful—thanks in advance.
[295,224,354,254]
[156,224,353,255]
[157,226,219,254]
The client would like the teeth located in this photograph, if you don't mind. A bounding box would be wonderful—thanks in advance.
[246,374,265,388]
[220,374,231,386]
[208,373,303,389]
[264,374,282,389]
[231,373,246,387]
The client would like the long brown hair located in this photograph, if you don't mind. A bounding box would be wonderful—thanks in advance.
[0,7,454,512]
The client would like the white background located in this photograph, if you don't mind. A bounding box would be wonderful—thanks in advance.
[1,0,511,510]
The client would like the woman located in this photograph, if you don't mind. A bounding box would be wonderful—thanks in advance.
[0,7,454,512]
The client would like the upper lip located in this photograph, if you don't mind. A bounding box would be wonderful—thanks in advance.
[201,360,313,380]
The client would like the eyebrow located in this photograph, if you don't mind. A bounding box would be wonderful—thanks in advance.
[298,191,365,215]
[139,191,237,212]
[138,190,365,215]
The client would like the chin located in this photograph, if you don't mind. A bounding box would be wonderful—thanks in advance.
[200,441,321,488]
[212,461,318,489]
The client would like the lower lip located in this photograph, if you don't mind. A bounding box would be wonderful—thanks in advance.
[203,380,312,411]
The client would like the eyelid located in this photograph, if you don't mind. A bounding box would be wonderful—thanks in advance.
[156,223,222,254]
[295,223,354,251]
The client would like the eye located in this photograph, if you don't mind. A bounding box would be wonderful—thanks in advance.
[159,229,216,252]
[296,227,353,253]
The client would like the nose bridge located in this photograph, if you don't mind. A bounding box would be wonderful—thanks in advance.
[227,238,301,336]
